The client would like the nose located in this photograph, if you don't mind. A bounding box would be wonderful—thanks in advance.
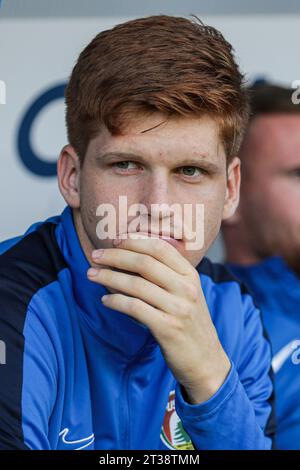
[140,171,173,214]
[138,171,177,233]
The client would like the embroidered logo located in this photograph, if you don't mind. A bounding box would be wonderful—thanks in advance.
[160,390,194,450]
[58,428,95,450]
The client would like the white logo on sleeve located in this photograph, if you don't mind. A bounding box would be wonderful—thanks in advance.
[58,428,95,450]
[272,339,300,373]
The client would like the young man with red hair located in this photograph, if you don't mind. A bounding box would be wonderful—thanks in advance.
[0,15,275,450]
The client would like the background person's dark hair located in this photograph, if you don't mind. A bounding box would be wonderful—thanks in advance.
[248,82,300,118]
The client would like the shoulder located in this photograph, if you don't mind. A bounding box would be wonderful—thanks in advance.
[0,219,65,450]
[0,220,67,332]
[196,256,249,297]
[197,257,267,357]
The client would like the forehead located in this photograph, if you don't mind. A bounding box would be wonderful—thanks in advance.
[87,113,226,167]
[245,114,300,168]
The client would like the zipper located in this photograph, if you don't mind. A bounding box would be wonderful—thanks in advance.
[120,365,132,449]
[119,338,158,449]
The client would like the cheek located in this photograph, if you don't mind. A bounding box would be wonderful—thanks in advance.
[267,177,300,215]
[244,180,300,235]
[204,182,227,221]
[182,201,223,268]
[178,181,224,223]
[203,202,224,249]
[79,172,118,239]
[192,185,226,255]
[80,170,120,210]
[269,187,300,225]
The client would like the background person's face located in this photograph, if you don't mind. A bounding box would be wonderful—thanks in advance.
[238,114,300,268]
[75,113,236,268]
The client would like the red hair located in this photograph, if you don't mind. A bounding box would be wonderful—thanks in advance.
[65,14,249,163]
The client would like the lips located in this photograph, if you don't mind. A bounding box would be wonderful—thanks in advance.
[126,231,183,249]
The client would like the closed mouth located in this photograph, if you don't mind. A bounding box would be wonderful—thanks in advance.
[125,231,184,247]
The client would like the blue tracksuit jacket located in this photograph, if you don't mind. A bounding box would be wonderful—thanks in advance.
[0,205,275,450]
[228,256,300,449]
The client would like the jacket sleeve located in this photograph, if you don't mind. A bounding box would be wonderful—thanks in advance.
[174,293,275,450]
[0,298,56,450]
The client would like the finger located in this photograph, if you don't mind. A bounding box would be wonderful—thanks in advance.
[101,293,162,332]
[91,248,189,295]
[112,237,194,276]
[87,268,185,315]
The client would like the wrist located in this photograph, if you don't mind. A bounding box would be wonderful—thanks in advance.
[183,355,231,405]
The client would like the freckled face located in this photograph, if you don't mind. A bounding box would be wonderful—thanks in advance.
[77,113,230,267]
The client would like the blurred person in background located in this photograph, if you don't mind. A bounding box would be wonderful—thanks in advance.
[222,83,300,449]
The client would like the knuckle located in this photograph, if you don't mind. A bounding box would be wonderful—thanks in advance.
[181,301,194,320]
[139,255,152,272]
[131,275,144,291]
[172,297,184,315]
[185,282,199,302]
[128,297,142,314]
[168,316,185,334]
[181,278,199,302]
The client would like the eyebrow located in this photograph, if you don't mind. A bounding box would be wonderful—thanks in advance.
[95,151,221,173]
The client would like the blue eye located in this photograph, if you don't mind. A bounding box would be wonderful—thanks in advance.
[180,166,202,177]
[114,161,139,170]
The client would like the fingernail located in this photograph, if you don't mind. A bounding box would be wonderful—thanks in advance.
[92,249,104,259]
[87,268,98,277]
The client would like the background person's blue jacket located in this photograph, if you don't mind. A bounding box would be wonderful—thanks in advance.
[228,256,300,450]
[0,206,275,450]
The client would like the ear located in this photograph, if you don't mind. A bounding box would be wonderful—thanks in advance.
[221,156,241,224]
[57,144,81,209]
